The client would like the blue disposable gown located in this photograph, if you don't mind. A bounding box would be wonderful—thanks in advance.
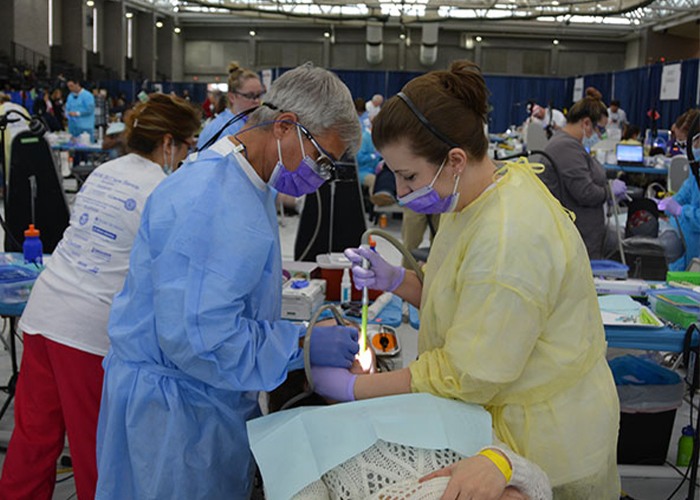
[65,89,95,139]
[95,139,304,499]
[669,176,700,271]
[196,108,248,150]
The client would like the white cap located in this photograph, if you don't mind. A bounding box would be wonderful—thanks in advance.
[106,122,126,136]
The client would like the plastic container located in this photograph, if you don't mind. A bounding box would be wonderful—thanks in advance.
[340,268,352,304]
[647,288,700,328]
[316,253,380,302]
[666,271,700,286]
[23,224,43,265]
[676,425,694,467]
[0,266,40,304]
[590,260,629,279]
[610,355,684,465]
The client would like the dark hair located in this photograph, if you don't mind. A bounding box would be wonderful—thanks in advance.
[566,96,607,125]
[125,93,200,154]
[622,124,640,141]
[610,100,620,107]
[354,97,366,114]
[372,60,489,164]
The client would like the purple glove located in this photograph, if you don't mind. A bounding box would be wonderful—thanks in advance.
[310,326,359,368]
[344,247,406,292]
[611,179,627,199]
[658,197,683,217]
[311,366,357,402]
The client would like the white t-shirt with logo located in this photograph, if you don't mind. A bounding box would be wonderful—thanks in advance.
[19,153,166,356]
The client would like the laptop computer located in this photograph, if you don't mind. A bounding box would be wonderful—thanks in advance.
[616,144,645,166]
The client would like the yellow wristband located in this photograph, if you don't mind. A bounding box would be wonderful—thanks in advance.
[478,449,513,483]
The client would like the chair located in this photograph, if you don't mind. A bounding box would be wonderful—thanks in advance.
[5,129,70,253]
[294,157,367,262]
[619,198,668,280]
[524,122,548,152]
[667,156,689,194]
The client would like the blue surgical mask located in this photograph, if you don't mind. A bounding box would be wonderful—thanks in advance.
[268,127,331,197]
[692,148,700,162]
[398,158,460,214]
[582,133,600,151]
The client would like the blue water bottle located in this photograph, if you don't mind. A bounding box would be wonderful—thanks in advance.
[23,224,43,265]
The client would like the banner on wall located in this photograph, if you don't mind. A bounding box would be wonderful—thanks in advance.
[573,77,584,102]
[660,63,682,101]
[262,69,273,92]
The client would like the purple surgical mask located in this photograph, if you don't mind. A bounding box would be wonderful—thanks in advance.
[268,127,331,196]
[398,159,460,214]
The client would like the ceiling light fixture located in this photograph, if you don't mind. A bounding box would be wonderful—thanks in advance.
[249,30,257,37]
[174,26,181,34]
[553,38,559,44]
[475,35,483,42]
[125,12,133,18]
[156,20,164,28]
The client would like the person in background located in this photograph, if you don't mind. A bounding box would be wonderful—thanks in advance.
[366,93,384,121]
[583,107,608,151]
[658,109,700,271]
[526,103,566,135]
[94,64,362,499]
[355,97,381,195]
[196,61,264,150]
[32,88,61,132]
[65,79,95,141]
[50,88,65,130]
[668,109,699,157]
[621,124,641,144]
[101,121,128,159]
[93,88,109,137]
[336,60,619,498]
[0,93,200,500]
[607,99,628,135]
[541,96,625,259]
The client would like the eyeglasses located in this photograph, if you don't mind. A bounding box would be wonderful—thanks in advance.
[296,123,337,177]
[233,90,265,101]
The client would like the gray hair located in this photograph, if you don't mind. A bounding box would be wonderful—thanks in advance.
[248,63,361,155]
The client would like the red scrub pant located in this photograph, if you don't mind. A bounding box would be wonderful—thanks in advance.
[0,334,104,500]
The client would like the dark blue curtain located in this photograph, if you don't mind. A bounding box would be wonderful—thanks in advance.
[584,73,613,104]
[611,60,699,137]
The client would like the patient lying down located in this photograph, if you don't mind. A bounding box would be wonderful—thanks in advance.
[264,354,551,500]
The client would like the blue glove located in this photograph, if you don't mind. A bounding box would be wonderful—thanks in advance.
[658,197,682,217]
[310,326,359,368]
[311,366,357,402]
[344,247,406,292]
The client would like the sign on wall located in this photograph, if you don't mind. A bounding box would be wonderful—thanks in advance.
[573,77,584,102]
[660,63,682,101]
[262,69,273,92]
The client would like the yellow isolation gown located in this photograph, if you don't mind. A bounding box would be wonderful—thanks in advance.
[409,159,620,498]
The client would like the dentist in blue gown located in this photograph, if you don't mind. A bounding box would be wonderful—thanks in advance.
[95,64,362,499]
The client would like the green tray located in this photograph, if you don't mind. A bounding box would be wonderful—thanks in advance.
[653,299,699,328]
[666,272,700,286]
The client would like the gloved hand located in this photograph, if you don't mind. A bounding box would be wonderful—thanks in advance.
[310,366,357,402]
[611,179,627,200]
[344,247,406,292]
[310,326,359,368]
[658,196,683,217]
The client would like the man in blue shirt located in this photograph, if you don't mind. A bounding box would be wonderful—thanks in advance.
[66,79,96,141]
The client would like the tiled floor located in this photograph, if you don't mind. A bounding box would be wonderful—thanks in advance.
[0,203,699,498]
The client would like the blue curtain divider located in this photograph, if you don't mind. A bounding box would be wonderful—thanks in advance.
[8,59,696,134]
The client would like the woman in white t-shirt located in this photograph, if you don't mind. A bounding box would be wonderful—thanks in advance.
[0,93,200,500]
